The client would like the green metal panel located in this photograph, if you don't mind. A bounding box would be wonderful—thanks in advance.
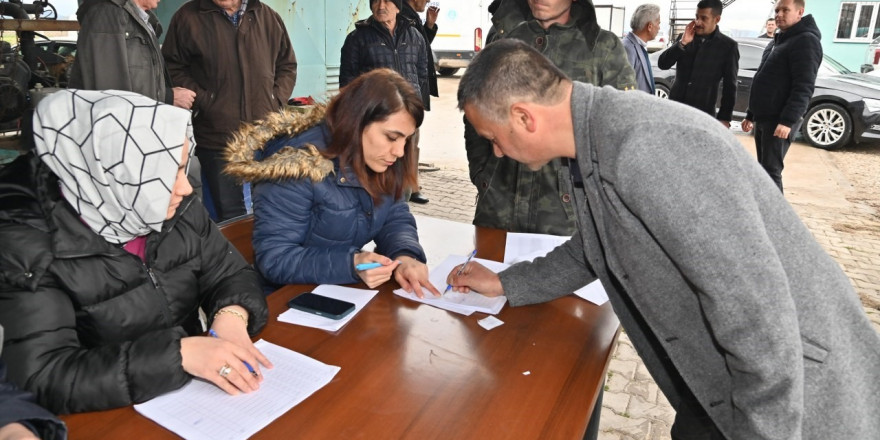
[154,0,370,100]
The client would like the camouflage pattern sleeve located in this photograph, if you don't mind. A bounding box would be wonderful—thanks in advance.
[464,115,494,185]
[597,31,637,90]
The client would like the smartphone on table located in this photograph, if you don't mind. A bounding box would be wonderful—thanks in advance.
[288,292,356,320]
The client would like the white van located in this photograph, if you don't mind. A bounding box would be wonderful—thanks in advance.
[426,0,491,76]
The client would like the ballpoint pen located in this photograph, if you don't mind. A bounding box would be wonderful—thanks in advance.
[356,260,401,271]
[445,249,477,295]
[355,262,383,271]
[208,329,259,378]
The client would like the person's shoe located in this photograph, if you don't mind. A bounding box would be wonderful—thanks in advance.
[409,192,429,204]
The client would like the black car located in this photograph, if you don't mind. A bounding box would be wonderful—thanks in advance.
[649,38,880,150]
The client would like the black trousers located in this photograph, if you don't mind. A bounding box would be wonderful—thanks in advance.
[670,393,725,440]
[754,120,791,192]
[197,147,246,222]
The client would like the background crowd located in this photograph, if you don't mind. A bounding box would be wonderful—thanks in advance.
[2,1,870,440]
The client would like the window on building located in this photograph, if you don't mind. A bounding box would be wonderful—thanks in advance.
[837,2,880,41]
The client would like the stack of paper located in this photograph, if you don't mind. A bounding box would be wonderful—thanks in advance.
[134,340,340,440]
[277,284,378,331]
[394,255,509,315]
[504,232,609,305]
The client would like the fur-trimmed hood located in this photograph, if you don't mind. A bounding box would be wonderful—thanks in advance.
[224,106,336,183]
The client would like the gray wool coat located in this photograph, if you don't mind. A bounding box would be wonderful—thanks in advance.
[499,82,880,439]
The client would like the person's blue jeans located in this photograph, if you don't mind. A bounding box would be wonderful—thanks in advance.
[197,147,246,222]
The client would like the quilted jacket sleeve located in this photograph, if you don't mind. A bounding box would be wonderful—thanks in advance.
[339,30,361,88]
[252,179,362,286]
[373,198,426,263]
[0,256,192,413]
[188,204,268,335]
[0,359,67,440]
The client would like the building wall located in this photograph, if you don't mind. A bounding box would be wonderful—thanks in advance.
[813,0,880,71]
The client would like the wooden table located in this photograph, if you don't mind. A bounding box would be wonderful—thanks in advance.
[62,227,620,439]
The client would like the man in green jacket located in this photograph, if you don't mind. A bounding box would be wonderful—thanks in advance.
[465,0,636,236]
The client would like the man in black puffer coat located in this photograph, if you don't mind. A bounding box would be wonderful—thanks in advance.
[742,0,822,192]
[341,0,431,205]
[340,0,428,98]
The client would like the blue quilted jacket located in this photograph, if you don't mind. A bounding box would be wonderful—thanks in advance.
[224,107,426,287]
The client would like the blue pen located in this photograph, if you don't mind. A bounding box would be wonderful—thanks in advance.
[355,262,383,271]
[445,249,477,294]
[208,329,259,378]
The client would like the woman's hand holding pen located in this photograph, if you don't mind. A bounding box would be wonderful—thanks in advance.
[446,262,504,297]
[180,307,272,395]
[354,251,399,288]
[394,255,441,299]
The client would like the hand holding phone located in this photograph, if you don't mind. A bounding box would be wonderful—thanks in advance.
[426,2,440,25]
[288,292,356,320]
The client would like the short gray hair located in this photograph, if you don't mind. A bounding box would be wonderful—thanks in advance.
[457,39,569,122]
[630,4,660,31]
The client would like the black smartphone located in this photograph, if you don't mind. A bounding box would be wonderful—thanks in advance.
[288,292,356,320]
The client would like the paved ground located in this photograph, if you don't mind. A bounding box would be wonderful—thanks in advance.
[410,74,880,439]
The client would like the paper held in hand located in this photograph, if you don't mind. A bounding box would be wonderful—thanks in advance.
[134,340,340,440]
[393,254,509,315]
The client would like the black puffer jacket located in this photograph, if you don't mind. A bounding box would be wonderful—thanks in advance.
[339,15,428,101]
[745,15,822,126]
[0,153,268,414]
[400,2,437,110]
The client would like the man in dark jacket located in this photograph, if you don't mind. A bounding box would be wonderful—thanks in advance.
[341,0,430,204]
[742,0,821,192]
[758,17,776,38]
[465,0,636,237]
[657,0,739,126]
[340,0,428,96]
[70,0,195,108]
[162,0,297,222]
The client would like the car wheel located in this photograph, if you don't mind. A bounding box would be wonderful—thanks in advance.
[655,84,669,99]
[802,103,852,150]
[437,67,460,77]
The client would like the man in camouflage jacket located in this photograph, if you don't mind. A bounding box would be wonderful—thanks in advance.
[465,0,636,236]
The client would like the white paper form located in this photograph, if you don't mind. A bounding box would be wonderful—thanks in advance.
[503,232,570,264]
[504,232,609,305]
[134,340,340,440]
[394,255,509,315]
[277,284,378,331]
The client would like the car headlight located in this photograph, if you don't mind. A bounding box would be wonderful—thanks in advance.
[863,98,880,112]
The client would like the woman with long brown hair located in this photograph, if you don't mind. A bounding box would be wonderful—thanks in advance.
[226,69,439,296]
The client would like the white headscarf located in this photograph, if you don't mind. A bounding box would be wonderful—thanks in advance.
[32,89,195,244]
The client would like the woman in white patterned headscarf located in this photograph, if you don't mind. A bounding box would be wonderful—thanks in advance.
[0,89,270,415]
